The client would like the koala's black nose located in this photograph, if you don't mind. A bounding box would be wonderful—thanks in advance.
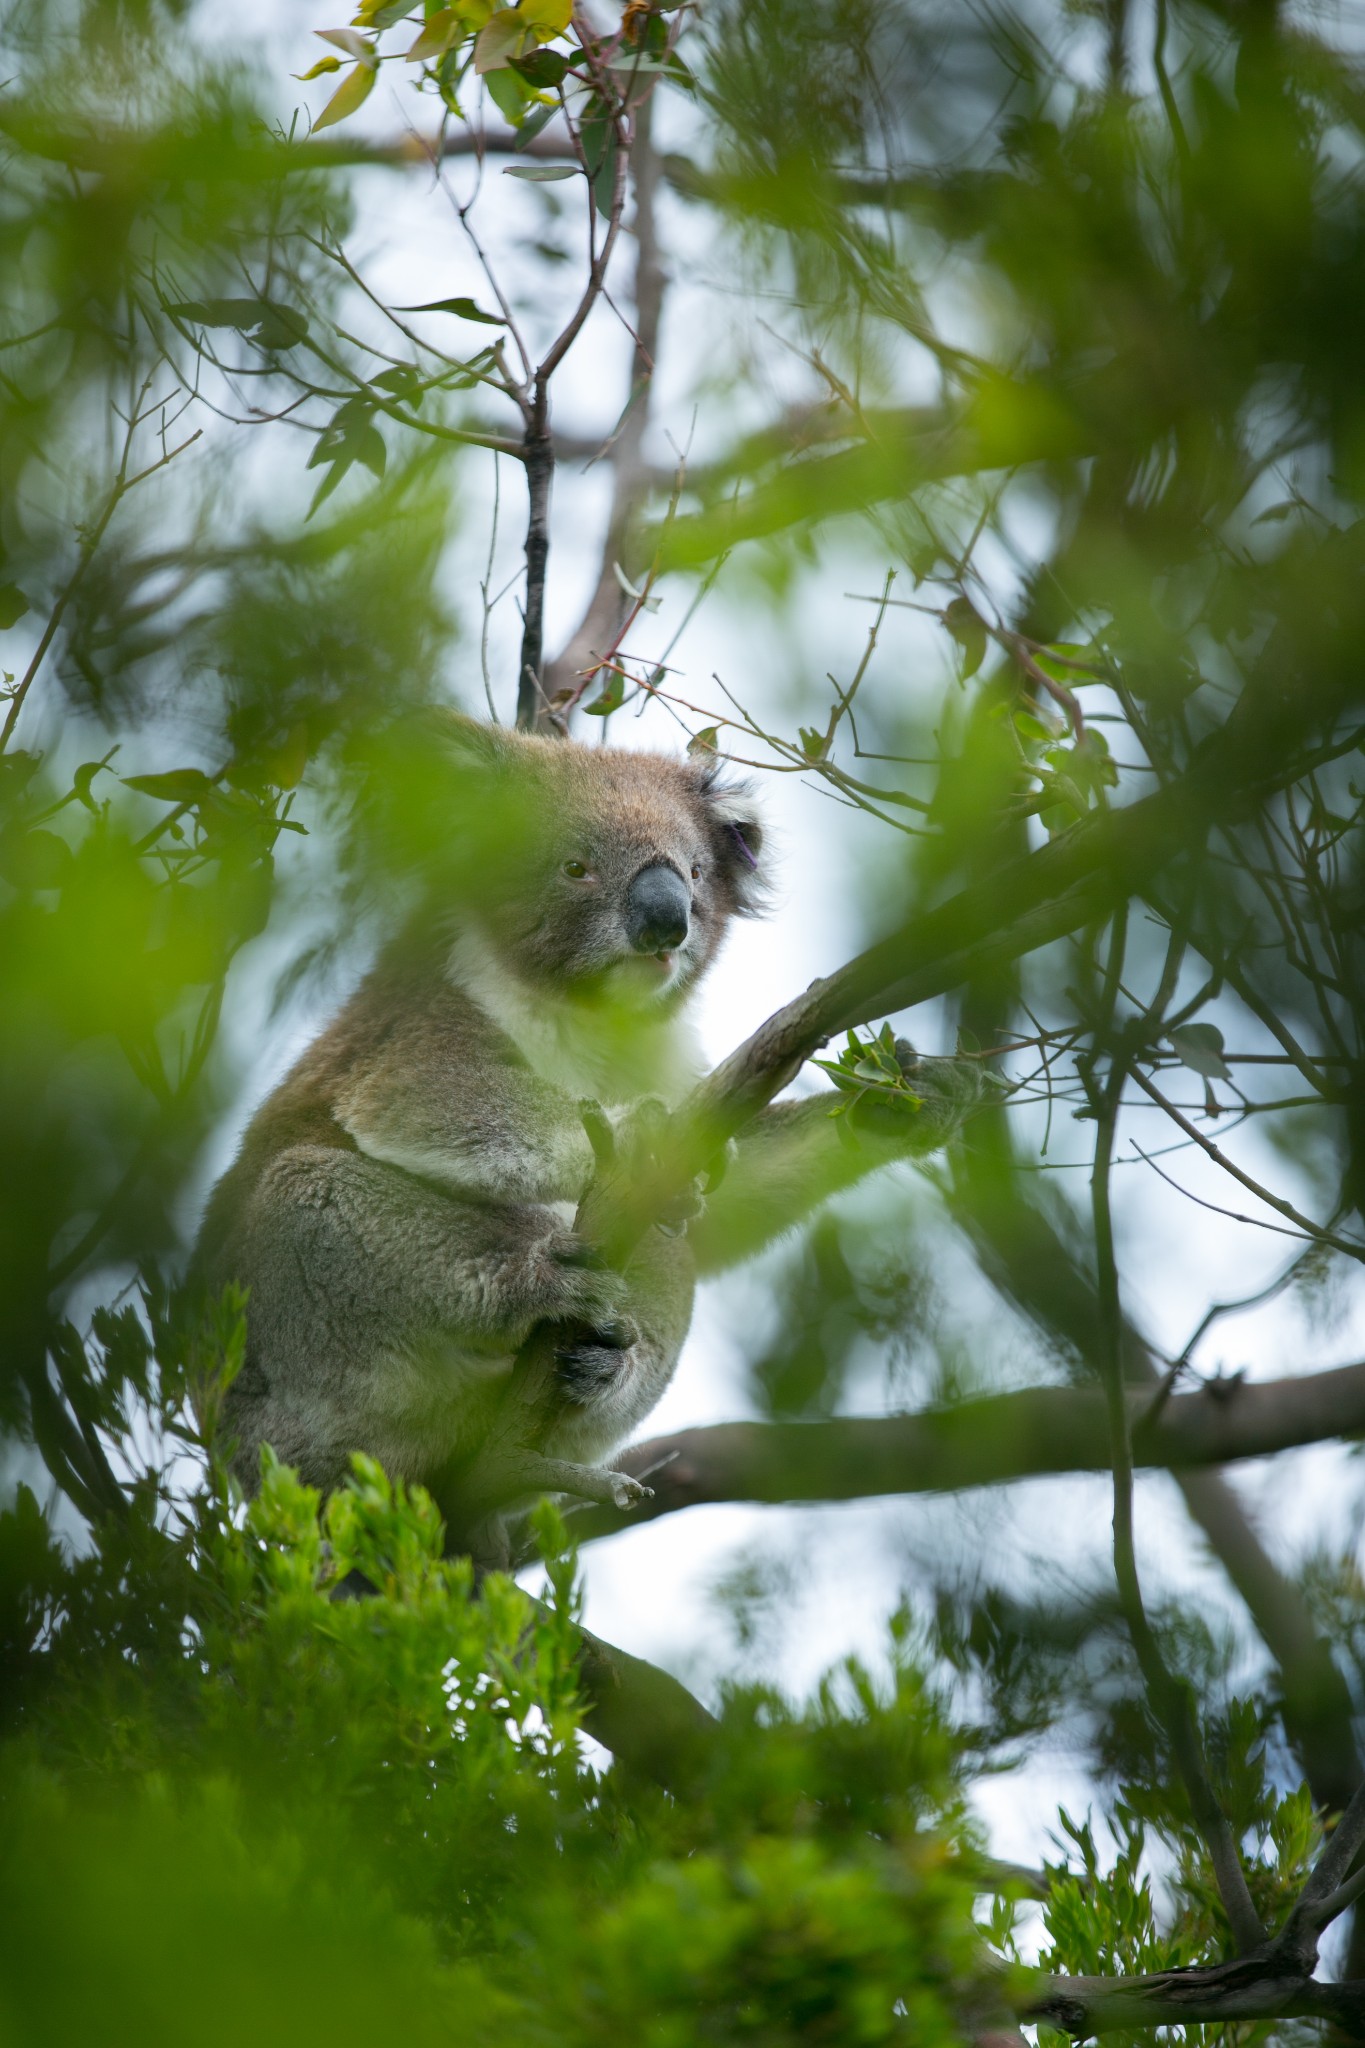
[627,862,690,954]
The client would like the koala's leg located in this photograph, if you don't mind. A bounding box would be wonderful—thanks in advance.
[427,1226,696,1558]
[548,1228,696,1467]
[687,1056,983,1275]
[218,1143,630,1494]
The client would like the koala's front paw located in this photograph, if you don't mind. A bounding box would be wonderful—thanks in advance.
[654,1181,705,1238]
[543,1231,631,1329]
[612,1093,671,1165]
[586,1095,708,1239]
[555,1312,641,1404]
[847,1041,984,1154]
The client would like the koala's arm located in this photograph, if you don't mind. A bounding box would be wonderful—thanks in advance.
[686,1057,982,1275]
[333,1018,593,1205]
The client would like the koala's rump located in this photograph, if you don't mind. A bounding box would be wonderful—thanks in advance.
[211,1144,558,1494]
[210,1142,694,1497]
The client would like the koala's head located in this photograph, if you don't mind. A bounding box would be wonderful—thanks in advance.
[432,714,768,1008]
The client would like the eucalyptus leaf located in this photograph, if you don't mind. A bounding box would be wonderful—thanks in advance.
[397,296,507,322]
[0,829,73,889]
[1168,1024,1232,1082]
[312,58,378,131]
[122,769,213,804]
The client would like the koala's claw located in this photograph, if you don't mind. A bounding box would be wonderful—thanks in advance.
[553,1232,610,1272]
[578,1097,616,1168]
[591,1313,640,1350]
[701,1137,740,1193]
[654,1181,706,1238]
[605,1469,652,1511]
[543,1234,630,1337]
[465,1451,653,1518]
[653,1137,739,1235]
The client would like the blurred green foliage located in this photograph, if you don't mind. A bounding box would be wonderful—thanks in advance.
[0,0,458,1480]
[0,1308,1004,2045]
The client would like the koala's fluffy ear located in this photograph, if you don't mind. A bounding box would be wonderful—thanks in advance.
[365,709,528,886]
[693,765,770,914]
[430,708,517,771]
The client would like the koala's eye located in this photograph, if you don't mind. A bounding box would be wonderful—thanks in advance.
[563,860,588,879]
[690,863,702,880]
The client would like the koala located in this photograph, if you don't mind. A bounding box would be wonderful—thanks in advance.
[195,713,979,1522]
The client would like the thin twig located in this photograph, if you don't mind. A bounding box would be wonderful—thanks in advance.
[1086,912,1265,1954]
[1127,1065,1365,1264]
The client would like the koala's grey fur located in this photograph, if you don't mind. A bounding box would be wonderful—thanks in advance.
[196,714,979,1508]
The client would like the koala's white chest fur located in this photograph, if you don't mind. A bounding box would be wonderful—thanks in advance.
[446,927,703,1108]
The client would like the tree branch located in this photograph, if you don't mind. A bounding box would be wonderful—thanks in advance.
[946,977,1363,1816]
[562,1358,1365,1542]
[516,65,633,729]
[446,712,1357,1548]
[1088,952,1264,1952]
[573,1619,719,1794]
[583,734,1330,1273]
[1027,1962,1365,2038]
[543,90,667,711]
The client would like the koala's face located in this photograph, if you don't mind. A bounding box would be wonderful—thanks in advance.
[443,721,767,1009]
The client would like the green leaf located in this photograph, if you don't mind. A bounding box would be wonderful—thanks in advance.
[502,163,576,180]
[354,0,417,25]
[1014,711,1056,742]
[661,50,696,90]
[252,304,310,350]
[353,422,387,479]
[592,131,619,217]
[293,55,343,79]
[1168,1023,1231,1082]
[262,727,310,791]
[166,299,307,348]
[474,10,528,71]
[0,750,40,792]
[578,95,611,175]
[315,26,376,54]
[944,596,987,680]
[582,673,625,716]
[397,296,507,322]
[0,829,73,889]
[687,727,719,756]
[307,466,347,519]
[122,768,213,804]
[508,45,569,87]
[72,760,109,811]
[519,0,571,27]
[485,65,533,122]
[405,7,464,59]
[0,583,29,630]
[312,58,378,130]
[166,297,265,329]
[371,366,425,407]
[515,98,561,145]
